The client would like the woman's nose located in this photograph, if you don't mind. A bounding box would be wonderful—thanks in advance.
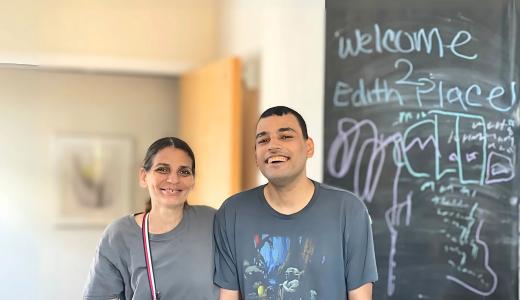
[166,172,179,183]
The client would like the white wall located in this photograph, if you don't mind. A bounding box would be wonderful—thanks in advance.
[0,68,179,299]
[0,0,218,74]
[218,0,325,181]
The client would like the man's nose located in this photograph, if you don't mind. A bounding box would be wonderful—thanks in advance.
[267,139,281,150]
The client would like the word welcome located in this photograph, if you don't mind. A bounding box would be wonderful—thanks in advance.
[335,24,477,61]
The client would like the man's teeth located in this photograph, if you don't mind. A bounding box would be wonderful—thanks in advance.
[268,156,288,164]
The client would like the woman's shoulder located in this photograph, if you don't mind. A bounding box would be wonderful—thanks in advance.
[186,204,216,217]
[102,214,138,238]
[183,205,216,233]
[91,214,137,253]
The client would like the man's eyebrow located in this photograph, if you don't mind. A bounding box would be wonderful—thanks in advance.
[256,131,267,139]
[256,127,297,139]
[278,127,296,133]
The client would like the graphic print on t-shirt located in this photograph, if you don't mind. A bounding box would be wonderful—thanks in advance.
[243,233,322,300]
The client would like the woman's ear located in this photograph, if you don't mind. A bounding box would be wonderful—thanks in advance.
[138,168,148,188]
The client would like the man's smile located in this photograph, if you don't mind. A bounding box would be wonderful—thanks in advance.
[265,155,290,164]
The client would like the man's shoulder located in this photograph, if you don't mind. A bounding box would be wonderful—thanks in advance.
[318,182,358,201]
[317,182,367,211]
[218,185,263,212]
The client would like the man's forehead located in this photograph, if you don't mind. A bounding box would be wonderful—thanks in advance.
[255,114,301,134]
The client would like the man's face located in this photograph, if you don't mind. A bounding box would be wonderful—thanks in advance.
[254,114,314,186]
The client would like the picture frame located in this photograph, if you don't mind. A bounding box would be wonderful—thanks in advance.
[53,133,134,226]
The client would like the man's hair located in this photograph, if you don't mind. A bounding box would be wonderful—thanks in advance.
[259,106,308,139]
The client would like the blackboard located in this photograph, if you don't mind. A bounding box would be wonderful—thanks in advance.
[323,0,519,299]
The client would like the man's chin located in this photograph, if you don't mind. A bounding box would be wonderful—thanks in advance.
[263,173,293,187]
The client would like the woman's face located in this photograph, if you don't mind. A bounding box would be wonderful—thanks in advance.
[139,146,195,209]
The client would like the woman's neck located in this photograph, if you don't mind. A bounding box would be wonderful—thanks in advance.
[147,205,184,234]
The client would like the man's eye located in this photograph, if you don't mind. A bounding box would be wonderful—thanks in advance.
[178,168,193,177]
[281,135,293,140]
[257,138,269,144]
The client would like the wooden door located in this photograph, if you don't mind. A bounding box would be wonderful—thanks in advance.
[179,57,241,208]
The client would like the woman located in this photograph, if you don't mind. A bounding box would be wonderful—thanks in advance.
[83,137,218,300]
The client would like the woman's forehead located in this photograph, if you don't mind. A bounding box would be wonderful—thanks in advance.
[153,147,192,164]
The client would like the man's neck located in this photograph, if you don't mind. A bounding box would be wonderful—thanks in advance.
[263,176,315,215]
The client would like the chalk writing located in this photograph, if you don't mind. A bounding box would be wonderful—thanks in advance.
[332,59,517,112]
[325,14,518,299]
[335,24,477,61]
[327,114,514,296]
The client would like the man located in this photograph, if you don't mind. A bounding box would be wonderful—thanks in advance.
[214,106,378,300]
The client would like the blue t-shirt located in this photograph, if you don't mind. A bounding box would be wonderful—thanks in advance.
[214,181,378,299]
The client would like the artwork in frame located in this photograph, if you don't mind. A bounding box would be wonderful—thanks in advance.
[54,134,134,226]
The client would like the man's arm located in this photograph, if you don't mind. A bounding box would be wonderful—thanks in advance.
[343,198,378,300]
[347,282,372,300]
[214,204,242,296]
[219,288,240,300]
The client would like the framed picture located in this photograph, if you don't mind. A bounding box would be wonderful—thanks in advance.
[53,134,134,226]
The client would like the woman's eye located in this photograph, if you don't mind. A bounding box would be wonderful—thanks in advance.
[178,168,193,177]
[155,167,169,174]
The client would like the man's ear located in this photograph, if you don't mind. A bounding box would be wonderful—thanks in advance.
[306,137,315,158]
[253,145,260,168]
[138,168,148,188]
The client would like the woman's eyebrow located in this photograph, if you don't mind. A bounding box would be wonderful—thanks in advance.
[154,163,170,167]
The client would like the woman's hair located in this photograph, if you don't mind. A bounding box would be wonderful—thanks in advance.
[142,137,195,212]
